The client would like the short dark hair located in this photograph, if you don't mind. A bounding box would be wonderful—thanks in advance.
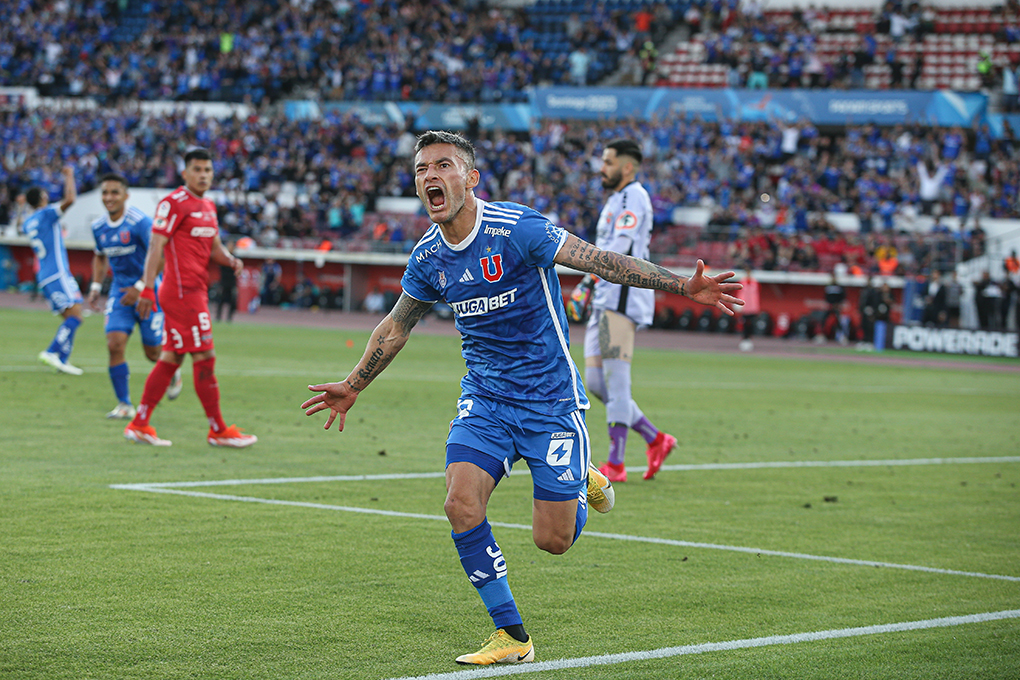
[25,187,46,208]
[414,131,475,170]
[605,139,643,164]
[99,173,128,187]
[184,147,213,165]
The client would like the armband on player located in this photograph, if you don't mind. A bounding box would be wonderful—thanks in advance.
[89,282,102,294]
[139,287,157,304]
[133,280,146,292]
[566,274,595,323]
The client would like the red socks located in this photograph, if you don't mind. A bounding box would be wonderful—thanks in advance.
[131,356,228,434]
[132,360,179,427]
[193,357,227,434]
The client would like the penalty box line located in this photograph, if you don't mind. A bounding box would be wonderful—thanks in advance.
[110,484,1020,583]
[384,609,1020,680]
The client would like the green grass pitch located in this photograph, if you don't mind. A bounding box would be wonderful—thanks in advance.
[1,306,1018,679]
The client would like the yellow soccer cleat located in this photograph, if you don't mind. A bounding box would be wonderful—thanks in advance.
[455,629,534,665]
[586,463,615,513]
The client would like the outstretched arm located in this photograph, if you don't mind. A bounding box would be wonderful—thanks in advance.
[58,166,77,212]
[554,233,744,315]
[302,292,434,431]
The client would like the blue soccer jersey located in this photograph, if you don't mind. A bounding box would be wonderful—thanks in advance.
[22,205,71,286]
[91,206,153,288]
[402,200,588,415]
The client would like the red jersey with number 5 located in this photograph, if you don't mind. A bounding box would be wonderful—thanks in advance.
[152,186,219,299]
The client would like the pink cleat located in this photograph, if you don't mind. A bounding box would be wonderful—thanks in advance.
[643,432,677,480]
[598,461,627,483]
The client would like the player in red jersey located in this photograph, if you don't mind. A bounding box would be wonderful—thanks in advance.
[124,148,257,448]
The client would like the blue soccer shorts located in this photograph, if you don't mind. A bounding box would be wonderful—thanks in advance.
[446,394,591,502]
[104,290,164,347]
[40,273,83,313]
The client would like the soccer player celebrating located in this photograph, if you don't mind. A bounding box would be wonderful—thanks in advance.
[23,166,84,375]
[303,131,741,665]
[124,148,256,448]
[88,173,183,419]
[571,139,677,483]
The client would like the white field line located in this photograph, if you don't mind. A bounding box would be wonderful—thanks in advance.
[656,455,1020,473]
[111,455,1020,583]
[383,609,1020,680]
[109,455,1020,490]
[578,529,1020,582]
[5,361,1020,395]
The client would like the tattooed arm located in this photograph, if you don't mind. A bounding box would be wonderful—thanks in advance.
[302,293,433,431]
[555,232,744,315]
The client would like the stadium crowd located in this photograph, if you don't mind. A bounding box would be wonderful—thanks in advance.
[0,0,669,105]
[8,0,1019,105]
[1,102,1016,278]
[692,2,930,90]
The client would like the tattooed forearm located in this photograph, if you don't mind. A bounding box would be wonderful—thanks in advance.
[347,293,430,392]
[354,347,395,387]
[561,238,684,294]
[348,341,399,392]
[362,347,386,375]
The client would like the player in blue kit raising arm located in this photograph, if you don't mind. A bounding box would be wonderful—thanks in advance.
[22,166,84,375]
[87,174,182,420]
[302,131,743,666]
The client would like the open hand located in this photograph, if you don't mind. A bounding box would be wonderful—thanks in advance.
[302,381,360,431]
[685,259,744,316]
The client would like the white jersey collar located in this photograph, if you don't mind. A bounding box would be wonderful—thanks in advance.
[438,198,485,252]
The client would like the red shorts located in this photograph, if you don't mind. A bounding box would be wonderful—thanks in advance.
[160,290,215,353]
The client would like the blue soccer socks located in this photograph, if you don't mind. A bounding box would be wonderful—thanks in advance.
[48,316,81,363]
[453,519,522,630]
[109,362,131,405]
[574,489,588,544]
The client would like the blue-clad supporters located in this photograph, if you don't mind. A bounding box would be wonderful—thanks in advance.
[1,0,612,104]
[22,166,84,375]
[87,174,182,419]
[1,106,1013,280]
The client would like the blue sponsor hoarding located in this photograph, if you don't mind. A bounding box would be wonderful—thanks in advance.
[286,88,986,131]
[285,101,532,131]
[531,87,987,127]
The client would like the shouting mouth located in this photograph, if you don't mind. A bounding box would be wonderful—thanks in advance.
[426,186,446,212]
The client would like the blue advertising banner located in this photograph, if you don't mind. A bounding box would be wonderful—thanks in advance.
[286,101,532,131]
[287,89,987,131]
[531,87,987,127]
[398,103,533,132]
[288,101,406,126]
[984,112,1020,138]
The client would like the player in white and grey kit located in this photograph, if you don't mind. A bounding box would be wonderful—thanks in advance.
[575,139,677,483]
[303,131,742,667]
